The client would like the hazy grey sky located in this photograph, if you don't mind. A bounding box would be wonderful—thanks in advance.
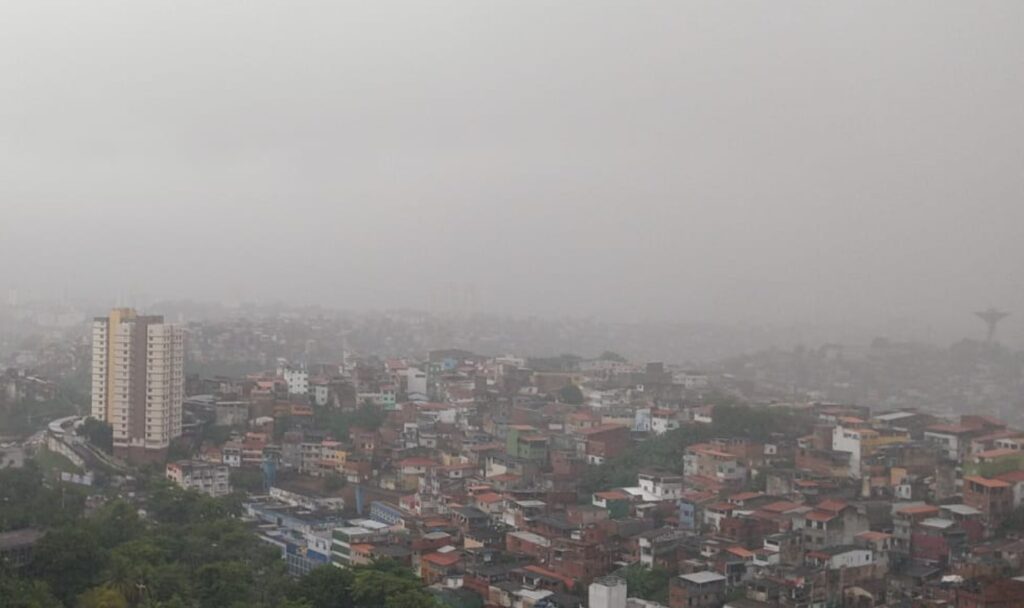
[3,1,1023,335]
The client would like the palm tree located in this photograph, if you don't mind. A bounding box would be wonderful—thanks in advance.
[104,555,150,607]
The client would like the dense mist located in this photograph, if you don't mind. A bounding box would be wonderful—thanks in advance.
[3,1,1022,344]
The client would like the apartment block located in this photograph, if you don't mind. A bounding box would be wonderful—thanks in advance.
[166,460,231,497]
[91,308,184,462]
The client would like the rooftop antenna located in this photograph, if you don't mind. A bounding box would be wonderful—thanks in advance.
[975,308,1009,343]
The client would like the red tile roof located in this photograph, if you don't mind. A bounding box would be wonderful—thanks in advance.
[422,552,462,567]
[475,492,503,504]
[972,430,1022,443]
[897,505,940,516]
[681,490,719,504]
[707,502,737,512]
[729,492,764,502]
[965,475,1011,489]
[400,458,437,467]
[489,473,521,482]
[521,565,576,590]
[927,423,979,435]
[761,501,803,513]
[689,446,736,459]
[816,499,848,513]
[997,471,1024,483]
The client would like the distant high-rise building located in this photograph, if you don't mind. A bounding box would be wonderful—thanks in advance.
[91,308,184,462]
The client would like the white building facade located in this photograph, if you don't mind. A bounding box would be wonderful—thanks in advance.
[283,367,309,395]
[589,576,627,608]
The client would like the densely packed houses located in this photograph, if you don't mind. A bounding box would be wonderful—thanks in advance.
[179,350,1024,607]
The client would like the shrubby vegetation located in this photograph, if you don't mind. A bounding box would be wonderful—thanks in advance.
[229,467,267,494]
[579,402,810,494]
[0,463,86,531]
[81,418,114,453]
[525,354,583,373]
[199,424,233,446]
[618,564,671,604]
[0,395,78,436]
[558,384,585,405]
[597,351,628,363]
[314,403,386,440]
[0,467,439,608]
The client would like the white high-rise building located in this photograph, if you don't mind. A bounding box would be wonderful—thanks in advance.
[91,308,184,462]
[282,367,309,395]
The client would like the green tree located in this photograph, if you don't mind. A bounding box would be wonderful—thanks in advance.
[274,601,313,608]
[527,354,582,372]
[388,590,442,608]
[81,418,114,453]
[144,563,191,604]
[147,598,189,608]
[3,462,450,608]
[323,473,346,492]
[0,465,84,531]
[229,468,266,494]
[315,403,385,440]
[558,384,584,405]
[194,561,254,608]
[0,564,61,608]
[579,402,812,495]
[77,586,129,608]
[93,501,145,549]
[350,568,425,607]
[620,564,671,604]
[104,549,155,605]
[202,425,234,446]
[350,403,385,432]
[1000,504,1024,534]
[166,439,192,462]
[273,415,294,441]
[290,565,354,608]
[30,527,106,605]
[710,403,809,440]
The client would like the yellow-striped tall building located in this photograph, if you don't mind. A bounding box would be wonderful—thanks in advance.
[91,308,184,462]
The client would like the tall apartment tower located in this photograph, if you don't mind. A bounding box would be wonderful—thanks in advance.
[91,308,184,462]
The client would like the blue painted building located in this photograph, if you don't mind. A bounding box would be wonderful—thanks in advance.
[678,498,699,530]
[370,500,406,527]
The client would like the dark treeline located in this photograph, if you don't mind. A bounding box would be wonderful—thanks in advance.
[0,465,439,608]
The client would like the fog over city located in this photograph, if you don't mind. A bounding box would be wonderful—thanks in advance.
[3,1,1023,344]
[10,5,1024,606]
